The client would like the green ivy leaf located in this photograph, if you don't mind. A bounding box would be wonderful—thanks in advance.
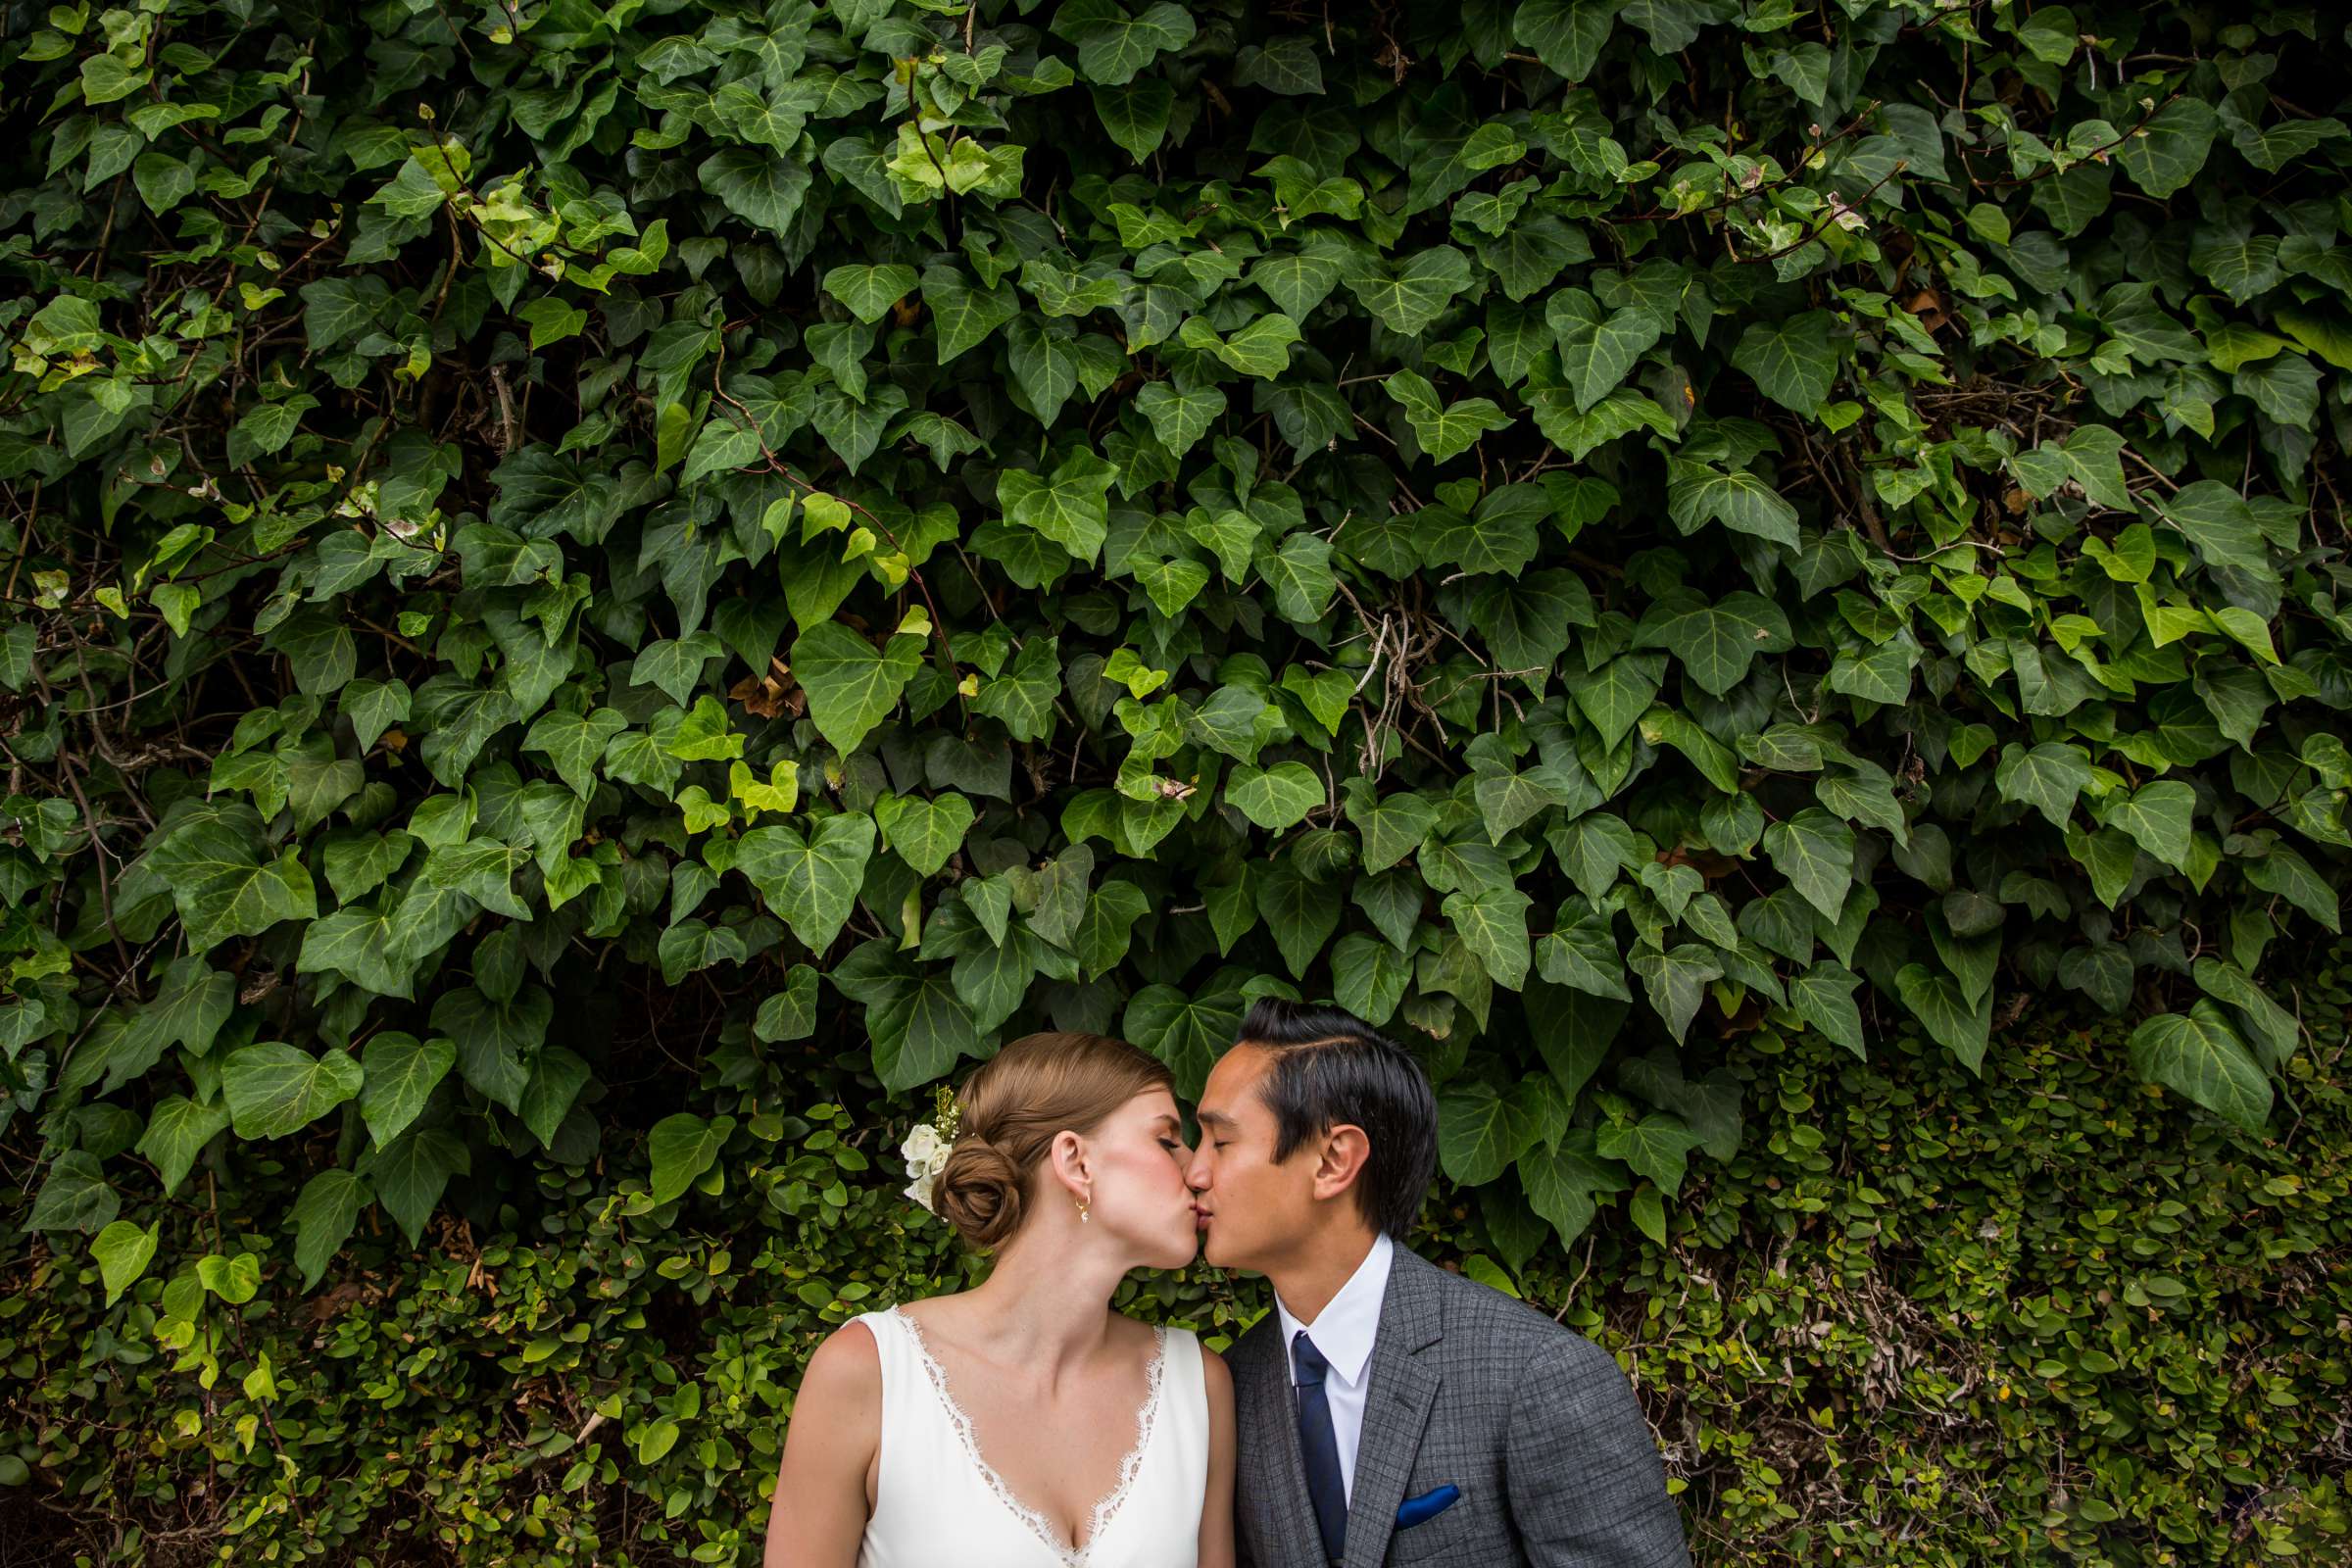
[1226,761,1323,830]
[28,1152,117,1234]
[1545,289,1662,412]
[1053,0,1199,86]
[1345,245,1476,336]
[428,984,549,1112]
[648,1112,737,1204]
[822,263,920,323]
[1786,960,1866,1059]
[1894,963,1994,1074]
[755,965,822,1044]
[1595,1111,1703,1198]
[1513,0,1617,81]
[1520,1128,1627,1246]
[1444,884,1535,990]
[220,1043,366,1140]
[151,818,318,953]
[874,792,977,878]
[1564,655,1664,751]
[1731,312,1839,415]
[524,708,630,799]
[1124,984,1244,1100]
[1436,1078,1540,1186]
[1342,782,1440,873]
[921,264,1020,362]
[91,1219,160,1306]
[368,1127,470,1248]
[357,1032,456,1147]
[1761,808,1856,921]
[1257,862,1342,978]
[1995,741,2093,831]
[2128,1001,2272,1131]
[791,622,924,757]
[290,1168,371,1291]
[699,147,812,230]
[1135,380,1228,457]
[137,1098,231,1198]
[1664,462,1800,551]
[1634,589,1794,697]
[1094,78,1176,162]
[2116,98,2218,198]
[1330,931,1412,1026]
[1385,368,1514,461]
[301,903,416,1001]
[2102,778,2196,869]
[1627,943,1723,1044]
[737,812,878,954]
[997,451,1120,563]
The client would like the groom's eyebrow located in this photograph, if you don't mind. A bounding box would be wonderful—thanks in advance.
[1196,1108,1238,1131]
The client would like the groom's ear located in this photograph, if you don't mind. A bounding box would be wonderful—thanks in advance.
[1308,1122,1373,1203]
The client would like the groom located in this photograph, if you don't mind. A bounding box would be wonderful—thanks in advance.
[1187,998,1690,1567]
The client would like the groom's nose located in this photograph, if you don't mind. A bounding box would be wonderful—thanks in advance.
[1183,1148,1211,1190]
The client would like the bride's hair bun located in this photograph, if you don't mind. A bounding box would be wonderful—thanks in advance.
[933,1135,1024,1250]
[924,1030,1174,1252]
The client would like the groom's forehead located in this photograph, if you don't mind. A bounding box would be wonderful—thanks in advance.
[1200,1041,1278,1121]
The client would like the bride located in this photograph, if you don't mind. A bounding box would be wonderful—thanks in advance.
[762,1029,1237,1567]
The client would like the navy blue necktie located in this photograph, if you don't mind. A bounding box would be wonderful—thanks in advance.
[1292,1330,1348,1565]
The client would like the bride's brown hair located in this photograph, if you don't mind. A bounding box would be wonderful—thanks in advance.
[931,1030,1175,1250]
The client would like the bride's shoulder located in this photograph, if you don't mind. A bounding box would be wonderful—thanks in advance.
[1121,1317,1229,1416]
[810,1311,889,1369]
[792,1315,889,1433]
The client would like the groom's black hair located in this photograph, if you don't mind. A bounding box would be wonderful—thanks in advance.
[1235,997,1438,1241]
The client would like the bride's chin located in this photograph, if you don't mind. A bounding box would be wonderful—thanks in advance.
[1148,1233,1199,1270]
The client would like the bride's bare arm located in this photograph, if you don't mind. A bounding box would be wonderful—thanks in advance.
[1198,1347,1237,1568]
[762,1321,882,1568]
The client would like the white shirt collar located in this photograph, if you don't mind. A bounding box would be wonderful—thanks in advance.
[1271,1231,1394,1389]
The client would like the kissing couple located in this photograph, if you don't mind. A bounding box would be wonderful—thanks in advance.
[763,998,1690,1568]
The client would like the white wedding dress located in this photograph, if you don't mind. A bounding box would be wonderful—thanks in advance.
[848,1304,1208,1568]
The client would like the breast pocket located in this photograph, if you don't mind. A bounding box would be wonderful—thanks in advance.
[1386,1490,1503,1565]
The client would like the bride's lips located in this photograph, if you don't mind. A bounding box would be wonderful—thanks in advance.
[1191,1203,1212,1230]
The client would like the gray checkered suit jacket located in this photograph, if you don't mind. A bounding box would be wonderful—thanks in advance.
[1230,1246,1690,1568]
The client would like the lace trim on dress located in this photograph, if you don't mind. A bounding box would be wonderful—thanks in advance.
[887,1304,1171,1567]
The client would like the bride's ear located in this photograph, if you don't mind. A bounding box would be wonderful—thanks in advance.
[1046,1128,1091,1198]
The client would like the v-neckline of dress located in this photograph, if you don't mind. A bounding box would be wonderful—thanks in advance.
[888,1304,1172,1566]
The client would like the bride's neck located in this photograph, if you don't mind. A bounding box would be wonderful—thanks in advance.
[956,1232,1131,1374]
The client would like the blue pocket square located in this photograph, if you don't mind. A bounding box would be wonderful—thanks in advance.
[1395,1485,1460,1530]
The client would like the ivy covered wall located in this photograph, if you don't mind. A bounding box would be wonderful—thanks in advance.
[3,0,2350,1561]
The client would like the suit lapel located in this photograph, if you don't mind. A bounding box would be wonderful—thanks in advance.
[1342,1249,1445,1568]
[1241,1315,1323,1568]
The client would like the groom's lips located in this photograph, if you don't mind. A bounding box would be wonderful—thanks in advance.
[1192,1204,1212,1230]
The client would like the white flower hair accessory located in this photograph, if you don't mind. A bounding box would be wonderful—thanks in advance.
[900,1084,960,1217]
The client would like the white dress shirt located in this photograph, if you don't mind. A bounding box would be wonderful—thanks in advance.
[1271,1230,1395,1503]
